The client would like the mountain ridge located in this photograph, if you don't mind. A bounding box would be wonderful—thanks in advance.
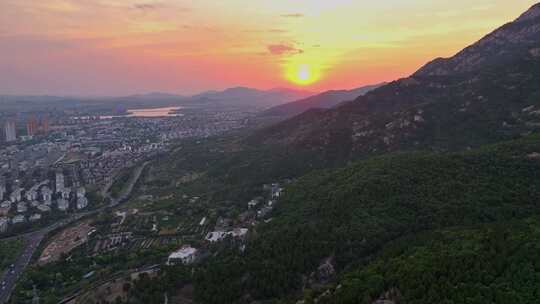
[251,3,540,162]
[260,83,385,118]
[190,87,315,109]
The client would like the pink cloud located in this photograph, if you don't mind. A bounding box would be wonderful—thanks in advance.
[267,44,303,55]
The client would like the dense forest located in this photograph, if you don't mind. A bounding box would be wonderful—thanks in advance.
[320,216,540,304]
[192,134,540,303]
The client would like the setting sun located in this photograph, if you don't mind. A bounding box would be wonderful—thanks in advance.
[286,64,321,86]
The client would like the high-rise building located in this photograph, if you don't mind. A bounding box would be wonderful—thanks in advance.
[56,198,69,211]
[55,171,65,193]
[41,117,49,134]
[27,117,38,136]
[4,120,16,142]
[41,186,52,205]
[0,217,9,234]
[76,196,88,209]
[0,178,5,201]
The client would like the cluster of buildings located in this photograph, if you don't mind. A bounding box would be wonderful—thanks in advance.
[246,183,284,219]
[3,117,49,142]
[165,183,285,266]
[0,106,253,238]
[1,106,251,198]
[0,172,90,234]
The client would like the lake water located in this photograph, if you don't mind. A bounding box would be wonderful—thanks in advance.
[101,106,183,119]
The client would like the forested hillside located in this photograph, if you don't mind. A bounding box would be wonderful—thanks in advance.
[260,83,384,119]
[318,216,540,304]
[192,134,540,303]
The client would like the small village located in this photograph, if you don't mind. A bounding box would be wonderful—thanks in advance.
[38,182,284,267]
[17,180,287,302]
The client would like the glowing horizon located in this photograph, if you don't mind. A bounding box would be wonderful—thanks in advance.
[0,0,538,96]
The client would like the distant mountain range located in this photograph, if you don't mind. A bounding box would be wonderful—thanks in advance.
[260,83,386,118]
[188,87,314,109]
[124,92,186,100]
[251,3,540,161]
[0,87,314,112]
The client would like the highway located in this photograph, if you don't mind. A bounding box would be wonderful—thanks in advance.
[0,215,84,304]
[0,161,149,303]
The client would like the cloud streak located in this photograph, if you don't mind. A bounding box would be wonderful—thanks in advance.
[268,29,288,33]
[134,3,161,10]
[267,44,303,55]
[280,13,304,18]
[133,2,190,12]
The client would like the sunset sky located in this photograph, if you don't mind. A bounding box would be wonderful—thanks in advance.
[0,0,538,96]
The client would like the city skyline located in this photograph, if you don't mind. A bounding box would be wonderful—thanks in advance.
[1,0,537,96]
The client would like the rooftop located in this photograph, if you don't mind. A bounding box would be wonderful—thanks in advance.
[169,245,197,259]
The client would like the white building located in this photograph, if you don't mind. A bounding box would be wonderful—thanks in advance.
[25,189,38,201]
[0,179,5,201]
[76,187,86,198]
[167,245,198,265]
[56,198,69,211]
[12,215,26,224]
[230,228,249,238]
[37,204,51,213]
[61,188,71,200]
[205,231,227,242]
[29,213,42,222]
[247,199,259,209]
[205,228,249,242]
[10,188,22,203]
[55,172,65,193]
[0,217,8,233]
[17,201,27,213]
[4,120,16,142]
[41,186,52,204]
[271,186,283,199]
[76,196,88,210]
[75,186,88,209]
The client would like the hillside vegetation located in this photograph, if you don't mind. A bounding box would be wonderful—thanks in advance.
[318,216,540,304]
[193,135,540,303]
